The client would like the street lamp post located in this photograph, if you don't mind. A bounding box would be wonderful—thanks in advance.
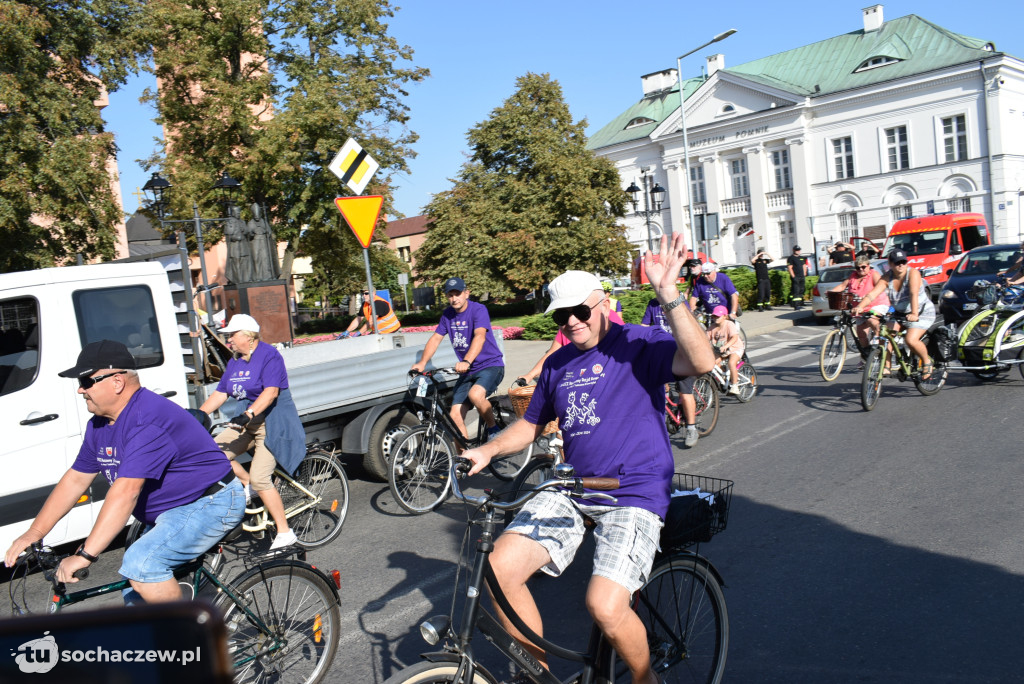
[677,29,738,253]
[143,170,242,329]
[626,168,667,254]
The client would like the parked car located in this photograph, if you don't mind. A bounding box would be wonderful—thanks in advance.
[938,243,1022,322]
[810,260,889,322]
[718,263,754,273]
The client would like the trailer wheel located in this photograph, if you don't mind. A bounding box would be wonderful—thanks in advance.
[363,408,421,481]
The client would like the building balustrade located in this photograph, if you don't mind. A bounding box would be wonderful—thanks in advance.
[721,197,751,217]
[766,189,794,210]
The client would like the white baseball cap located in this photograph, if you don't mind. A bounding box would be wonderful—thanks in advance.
[545,271,603,313]
[221,313,261,333]
[701,262,717,274]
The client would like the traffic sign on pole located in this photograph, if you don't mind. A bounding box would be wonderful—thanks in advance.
[335,196,384,248]
[328,138,380,195]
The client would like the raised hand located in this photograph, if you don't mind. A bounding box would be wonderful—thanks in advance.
[644,232,689,304]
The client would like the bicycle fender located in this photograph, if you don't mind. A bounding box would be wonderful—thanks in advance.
[417,652,499,683]
[233,558,340,604]
[693,553,728,589]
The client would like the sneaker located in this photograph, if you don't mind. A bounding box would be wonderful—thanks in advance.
[269,530,298,550]
[856,360,865,371]
[684,425,699,448]
[727,384,741,396]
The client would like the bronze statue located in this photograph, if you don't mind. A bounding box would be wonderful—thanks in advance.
[224,204,255,284]
[247,202,280,281]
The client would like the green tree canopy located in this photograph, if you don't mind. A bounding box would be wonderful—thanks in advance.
[415,72,631,301]
[135,0,427,280]
[0,0,142,272]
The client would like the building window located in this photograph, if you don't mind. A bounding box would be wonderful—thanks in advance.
[625,116,656,129]
[854,55,901,72]
[397,246,411,263]
[885,126,909,171]
[771,149,791,190]
[948,197,971,213]
[837,211,858,242]
[942,115,967,162]
[689,166,706,204]
[890,205,912,222]
[730,158,749,198]
[779,219,796,253]
[832,136,854,179]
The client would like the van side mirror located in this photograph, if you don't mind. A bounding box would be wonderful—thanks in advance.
[946,268,953,276]
[950,244,963,256]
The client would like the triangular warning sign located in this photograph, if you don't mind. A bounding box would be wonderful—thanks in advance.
[335,196,384,249]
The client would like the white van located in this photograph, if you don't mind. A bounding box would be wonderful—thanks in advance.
[0,261,188,551]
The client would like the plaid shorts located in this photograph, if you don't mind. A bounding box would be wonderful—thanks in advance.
[506,491,663,593]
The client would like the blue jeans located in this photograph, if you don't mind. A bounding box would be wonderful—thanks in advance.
[452,365,505,406]
[120,480,245,602]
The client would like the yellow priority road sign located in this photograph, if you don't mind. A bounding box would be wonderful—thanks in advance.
[328,138,380,195]
[335,196,384,249]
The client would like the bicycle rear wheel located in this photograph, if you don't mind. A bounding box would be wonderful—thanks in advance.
[861,347,884,411]
[693,375,719,438]
[913,349,947,396]
[633,554,728,684]
[735,360,757,403]
[219,563,340,684]
[382,660,498,684]
[283,451,349,548]
[819,327,847,382]
[486,404,530,481]
[389,426,456,514]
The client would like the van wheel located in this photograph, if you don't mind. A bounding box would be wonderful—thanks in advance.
[363,408,421,481]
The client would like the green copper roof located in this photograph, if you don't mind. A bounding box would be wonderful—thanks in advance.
[588,14,998,151]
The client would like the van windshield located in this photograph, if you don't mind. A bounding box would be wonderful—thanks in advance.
[885,230,948,256]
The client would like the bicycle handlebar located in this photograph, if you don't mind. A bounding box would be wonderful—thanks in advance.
[450,459,619,510]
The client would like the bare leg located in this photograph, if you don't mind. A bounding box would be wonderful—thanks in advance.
[130,578,182,603]
[448,403,470,439]
[728,355,739,385]
[680,393,696,424]
[586,576,658,684]
[467,383,496,428]
[905,328,931,374]
[255,486,290,535]
[488,532,553,667]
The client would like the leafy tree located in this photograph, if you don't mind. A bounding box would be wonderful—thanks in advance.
[135,0,427,283]
[0,0,142,272]
[416,72,632,303]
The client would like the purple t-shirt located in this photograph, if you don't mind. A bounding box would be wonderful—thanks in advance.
[435,300,504,370]
[523,324,678,518]
[640,298,690,333]
[72,389,232,524]
[691,274,737,312]
[216,341,289,405]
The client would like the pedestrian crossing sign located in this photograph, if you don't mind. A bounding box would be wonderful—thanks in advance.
[335,196,384,249]
[328,138,379,195]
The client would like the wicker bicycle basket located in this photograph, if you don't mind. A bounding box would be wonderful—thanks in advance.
[826,291,860,310]
[507,383,560,435]
[661,473,734,550]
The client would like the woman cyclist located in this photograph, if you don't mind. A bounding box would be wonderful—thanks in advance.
[828,254,889,366]
[852,249,936,379]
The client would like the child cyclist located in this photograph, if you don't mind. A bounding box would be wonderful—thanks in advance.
[707,305,744,395]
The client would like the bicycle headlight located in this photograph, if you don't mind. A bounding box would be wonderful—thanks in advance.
[420,615,451,645]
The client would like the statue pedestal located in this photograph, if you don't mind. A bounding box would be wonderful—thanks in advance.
[224,281,293,345]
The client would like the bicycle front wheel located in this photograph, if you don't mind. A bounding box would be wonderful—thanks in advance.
[819,327,847,382]
[389,426,456,514]
[284,451,349,548]
[219,564,341,684]
[861,347,885,411]
[735,360,757,403]
[693,375,719,438]
[382,660,498,684]
[634,554,728,684]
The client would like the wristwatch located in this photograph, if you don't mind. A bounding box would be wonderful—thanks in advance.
[75,545,99,563]
[662,293,687,313]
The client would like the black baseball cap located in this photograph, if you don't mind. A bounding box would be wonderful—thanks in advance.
[59,340,137,378]
[793,245,802,251]
[888,248,909,263]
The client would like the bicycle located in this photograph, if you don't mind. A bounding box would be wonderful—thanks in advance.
[703,352,757,403]
[818,291,872,381]
[9,539,342,683]
[383,458,733,684]
[388,369,524,514]
[859,312,949,411]
[695,310,747,349]
[665,377,719,438]
[209,424,350,549]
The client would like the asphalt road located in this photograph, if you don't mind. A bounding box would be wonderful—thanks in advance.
[5,326,1024,683]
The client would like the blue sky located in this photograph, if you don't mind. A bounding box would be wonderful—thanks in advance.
[105,1,1024,221]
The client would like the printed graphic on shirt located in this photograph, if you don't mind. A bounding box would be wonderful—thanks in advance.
[450,329,469,351]
[98,446,120,484]
[557,365,606,436]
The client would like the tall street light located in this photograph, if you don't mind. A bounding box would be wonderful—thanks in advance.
[677,29,737,254]
[626,168,667,253]
[143,170,242,328]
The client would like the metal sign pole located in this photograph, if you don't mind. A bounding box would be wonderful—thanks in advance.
[362,248,379,334]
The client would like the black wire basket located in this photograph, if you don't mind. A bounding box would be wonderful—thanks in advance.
[661,473,734,550]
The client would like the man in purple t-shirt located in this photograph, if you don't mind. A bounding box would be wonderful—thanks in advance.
[688,261,739,318]
[411,277,505,439]
[3,341,245,604]
[464,233,715,684]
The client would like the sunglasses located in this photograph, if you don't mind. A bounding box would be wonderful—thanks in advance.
[892,260,908,266]
[552,298,604,327]
[78,370,127,390]
[855,265,870,271]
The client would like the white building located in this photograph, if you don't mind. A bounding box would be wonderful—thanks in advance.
[589,5,1024,268]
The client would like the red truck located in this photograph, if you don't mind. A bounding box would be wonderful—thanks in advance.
[882,213,990,296]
